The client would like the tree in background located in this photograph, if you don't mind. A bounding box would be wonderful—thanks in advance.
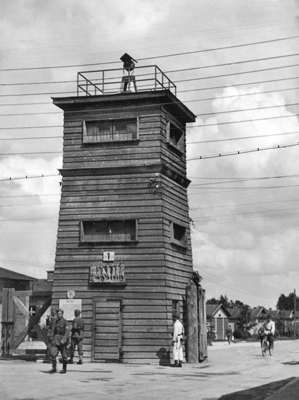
[276,292,299,310]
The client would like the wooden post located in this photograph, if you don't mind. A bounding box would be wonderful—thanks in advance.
[198,287,207,361]
[1,288,15,356]
[294,289,297,338]
[186,280,199,362]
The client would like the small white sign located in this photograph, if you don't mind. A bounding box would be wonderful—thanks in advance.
[59,299,82,321]
[103,251,115,262]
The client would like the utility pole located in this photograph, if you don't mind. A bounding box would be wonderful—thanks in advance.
[294,289,297,338]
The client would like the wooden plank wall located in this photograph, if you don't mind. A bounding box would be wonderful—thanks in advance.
[52,106,176,362]
[63,108,162,170]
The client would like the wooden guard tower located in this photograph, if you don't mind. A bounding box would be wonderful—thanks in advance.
[52,58,207,363]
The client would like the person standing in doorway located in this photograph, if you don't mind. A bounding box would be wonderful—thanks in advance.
[49,309,69,374]
[172,312,184,367]
[69,309,84,365]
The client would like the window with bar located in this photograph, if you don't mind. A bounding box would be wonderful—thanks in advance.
[166,121,184,154]
[83,118,138,143]
[80,219,137,243]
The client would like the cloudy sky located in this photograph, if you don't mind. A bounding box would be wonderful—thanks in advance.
[0,0,298,308]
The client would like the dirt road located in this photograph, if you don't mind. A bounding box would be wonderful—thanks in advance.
[1,340,299,400]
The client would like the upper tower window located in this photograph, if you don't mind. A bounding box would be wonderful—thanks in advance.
[166,121,184,154]
[83,118,138,144]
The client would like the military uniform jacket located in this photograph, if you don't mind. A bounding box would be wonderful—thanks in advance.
[71,317,84,340]
[51,317,68,346]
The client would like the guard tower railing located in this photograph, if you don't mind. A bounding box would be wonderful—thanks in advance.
[77,65,176,97]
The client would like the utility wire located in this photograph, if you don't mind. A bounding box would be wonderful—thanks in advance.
[179,76,299,93]
[0,173,59,182]
[187,130,299,144]
[1,139,299,159]
[0,34,298,72]
[196,102,299,118]
[0,136,62,141]
[187,141,299,161]
[190,113,299,129]
[1,64,299,98]
[166,52,299,74]
[1,96,299,118]
[1,76,298,107]
[0,151,61,156]
[0,90,298,120]
[176,63,299,83]
[3,129,299,142]
[190,174,299,187]
[2,52,299,86]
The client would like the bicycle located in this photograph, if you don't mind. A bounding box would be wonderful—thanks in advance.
[261,334,272,357]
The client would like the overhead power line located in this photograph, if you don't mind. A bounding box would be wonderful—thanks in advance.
[1,76,298,107]
[190,174,299,187]
[179,76,299,94]
[0,34,298,72]
[187,130,299,144]
[176,63,299,83]
[1,64,298,98]
[0,135,62,141]
[1,96,299,118]
[166,52,299,74]
[190,113,299,129]
[187,141,299,161]
[2,52,299,87]
[1,129,298,144]
[0,151,61,157]
[196,102,299,118]
[0,89,298,121]
[0,173,59,182]
[0,111,297,132]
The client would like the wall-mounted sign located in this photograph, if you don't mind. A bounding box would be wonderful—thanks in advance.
[59,299,82,321]
[90,262,125,284]
[103,251,115,262]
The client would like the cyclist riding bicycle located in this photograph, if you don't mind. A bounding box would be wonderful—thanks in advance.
[262,314,275,351]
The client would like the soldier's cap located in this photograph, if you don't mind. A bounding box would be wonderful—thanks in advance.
[57,308,64,314]
[74,309,81,315]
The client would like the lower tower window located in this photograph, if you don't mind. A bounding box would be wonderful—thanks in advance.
[80,219,137,243]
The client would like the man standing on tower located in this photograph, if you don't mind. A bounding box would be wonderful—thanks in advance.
[172,312,184,367]
[69,309,84,365]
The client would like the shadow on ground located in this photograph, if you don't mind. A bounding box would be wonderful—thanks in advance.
[217,377,295,400]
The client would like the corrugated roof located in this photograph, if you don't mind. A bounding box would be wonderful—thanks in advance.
[0,266,36,281]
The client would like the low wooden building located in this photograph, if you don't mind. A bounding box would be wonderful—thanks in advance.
[51,62,207,363]
[206,304,230,341]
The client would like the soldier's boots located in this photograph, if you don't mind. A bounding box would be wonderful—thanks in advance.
[77,359,83,365]
[60,362,67,374]
[49,362,57,373]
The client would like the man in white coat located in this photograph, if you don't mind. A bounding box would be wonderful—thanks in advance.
[172,312,184,367]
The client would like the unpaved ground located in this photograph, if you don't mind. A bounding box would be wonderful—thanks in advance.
[1,340,299,400]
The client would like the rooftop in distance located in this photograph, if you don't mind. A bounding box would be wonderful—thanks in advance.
[77,53,176,97]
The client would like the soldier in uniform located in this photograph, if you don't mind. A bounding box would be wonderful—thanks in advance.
[172,312,184,367]
[45,307,57,361]
[49,309,69,373]
[69,309,84,365]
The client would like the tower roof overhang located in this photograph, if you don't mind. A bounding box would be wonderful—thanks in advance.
[52,90,196,124]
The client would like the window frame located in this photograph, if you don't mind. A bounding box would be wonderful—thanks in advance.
[82,116,140,144]
[166,119,185,155]
[170,221,187,249]
[80,218,139,243]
